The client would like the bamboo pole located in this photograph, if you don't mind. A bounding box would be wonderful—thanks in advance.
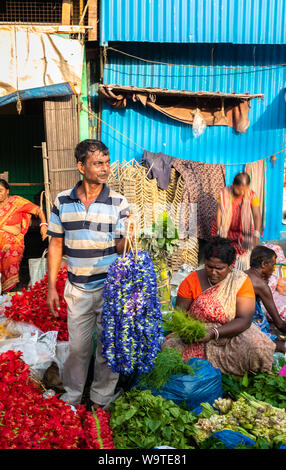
[41,142,51,222]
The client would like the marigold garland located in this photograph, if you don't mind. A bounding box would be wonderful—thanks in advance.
[101,250,163,374]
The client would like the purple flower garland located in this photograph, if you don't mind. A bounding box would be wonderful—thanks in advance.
[101,250,163,374]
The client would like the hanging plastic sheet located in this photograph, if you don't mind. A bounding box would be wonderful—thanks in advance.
[0,26,84,107]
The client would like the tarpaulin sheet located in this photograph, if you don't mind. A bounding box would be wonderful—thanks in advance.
[0,26,84,105]
[100,85,255,134]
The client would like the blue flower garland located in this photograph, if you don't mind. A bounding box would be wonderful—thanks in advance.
[101,250,163,374]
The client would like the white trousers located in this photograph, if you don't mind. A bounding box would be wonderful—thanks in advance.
[60,280,119,406]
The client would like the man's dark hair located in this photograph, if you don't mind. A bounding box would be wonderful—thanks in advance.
[233,172,251,186]
[250,245,276,268]
[204,236,236,266]
[74,139,109,164]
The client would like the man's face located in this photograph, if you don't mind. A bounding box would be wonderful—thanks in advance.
[262,255,276,280]
[80,151,111,184]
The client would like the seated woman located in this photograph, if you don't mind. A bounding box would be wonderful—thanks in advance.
[246,245,286,353]
[0,179,48,293]
[162,237,276,376]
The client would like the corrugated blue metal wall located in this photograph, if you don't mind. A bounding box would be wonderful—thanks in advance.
[99,43,286,241]
[101,0,286,45]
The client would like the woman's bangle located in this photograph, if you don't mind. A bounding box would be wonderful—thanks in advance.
[210,327,220,341]
[40,222,48,227]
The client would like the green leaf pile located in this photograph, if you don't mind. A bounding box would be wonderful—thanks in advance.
[138,348,194,390]
[163,307,206,343]
[109,388,196,449]
[222,372,286,409]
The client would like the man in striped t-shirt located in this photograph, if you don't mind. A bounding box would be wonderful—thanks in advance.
[46,139,132,410]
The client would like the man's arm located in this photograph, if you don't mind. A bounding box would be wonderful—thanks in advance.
[115,236,128,255]
[115,210,135,255]
[258,283,286,333]
[46,236,64,317]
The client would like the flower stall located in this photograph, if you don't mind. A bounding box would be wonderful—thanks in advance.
[0,211,286,451]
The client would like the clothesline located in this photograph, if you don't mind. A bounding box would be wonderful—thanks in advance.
[106,47,286,72]
[82,105,286,166]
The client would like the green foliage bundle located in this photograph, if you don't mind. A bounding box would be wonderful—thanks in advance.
[109,388,196,449]
[139,211,180,261]
[193,393,286,444]
[163,307,206,344]
[138,348,194,390]
[222,371,286,409]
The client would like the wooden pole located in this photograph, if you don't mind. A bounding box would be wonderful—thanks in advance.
[61,0,71,25]
[42,142,51,222]
[88,0,98,41]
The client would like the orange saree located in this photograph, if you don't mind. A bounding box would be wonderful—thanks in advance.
[162,269,275,376]
[0,195,40,292]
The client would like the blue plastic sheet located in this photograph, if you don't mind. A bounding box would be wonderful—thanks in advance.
[136,357,223,410]
[209,430,256,449]
[0,83,74,107]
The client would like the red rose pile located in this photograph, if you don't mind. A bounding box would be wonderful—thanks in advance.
[4,268,68,341]
[0,350,114,449]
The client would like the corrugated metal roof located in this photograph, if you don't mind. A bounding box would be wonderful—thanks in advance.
[101,0,286,45]
[98,43,286,241]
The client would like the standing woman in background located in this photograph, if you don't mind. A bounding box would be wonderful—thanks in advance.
[0,179,48,292]
[212,172,262,270]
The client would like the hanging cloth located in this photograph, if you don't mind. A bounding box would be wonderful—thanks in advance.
[142,151,174,190]
[245,159,267,233]
[171,159,226,240]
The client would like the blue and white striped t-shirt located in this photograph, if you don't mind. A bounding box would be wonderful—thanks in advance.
[47,181,130,290]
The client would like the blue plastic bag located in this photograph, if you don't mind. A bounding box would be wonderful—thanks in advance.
[208,430,256,449]
[135,357,223,410]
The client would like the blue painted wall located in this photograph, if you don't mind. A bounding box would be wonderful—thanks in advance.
[101,0,286,45]
[98,42,286,241]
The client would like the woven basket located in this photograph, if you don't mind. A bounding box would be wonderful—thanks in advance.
[107,161,199,271]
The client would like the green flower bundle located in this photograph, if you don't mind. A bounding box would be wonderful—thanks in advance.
[163,307,206,344]
[138,348,194,390]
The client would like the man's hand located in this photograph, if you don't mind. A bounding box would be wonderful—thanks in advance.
[47,286,60,317]
[124,211,137,238]
[277,320,286,334]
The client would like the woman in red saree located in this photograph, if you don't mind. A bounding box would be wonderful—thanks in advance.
[211,172,262,270]
[162,237,275,376]
[0,179,48,293]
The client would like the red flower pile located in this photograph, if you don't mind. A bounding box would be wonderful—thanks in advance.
[4,268,69,341]
[0,350,115,449]
[83,407,115,449]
